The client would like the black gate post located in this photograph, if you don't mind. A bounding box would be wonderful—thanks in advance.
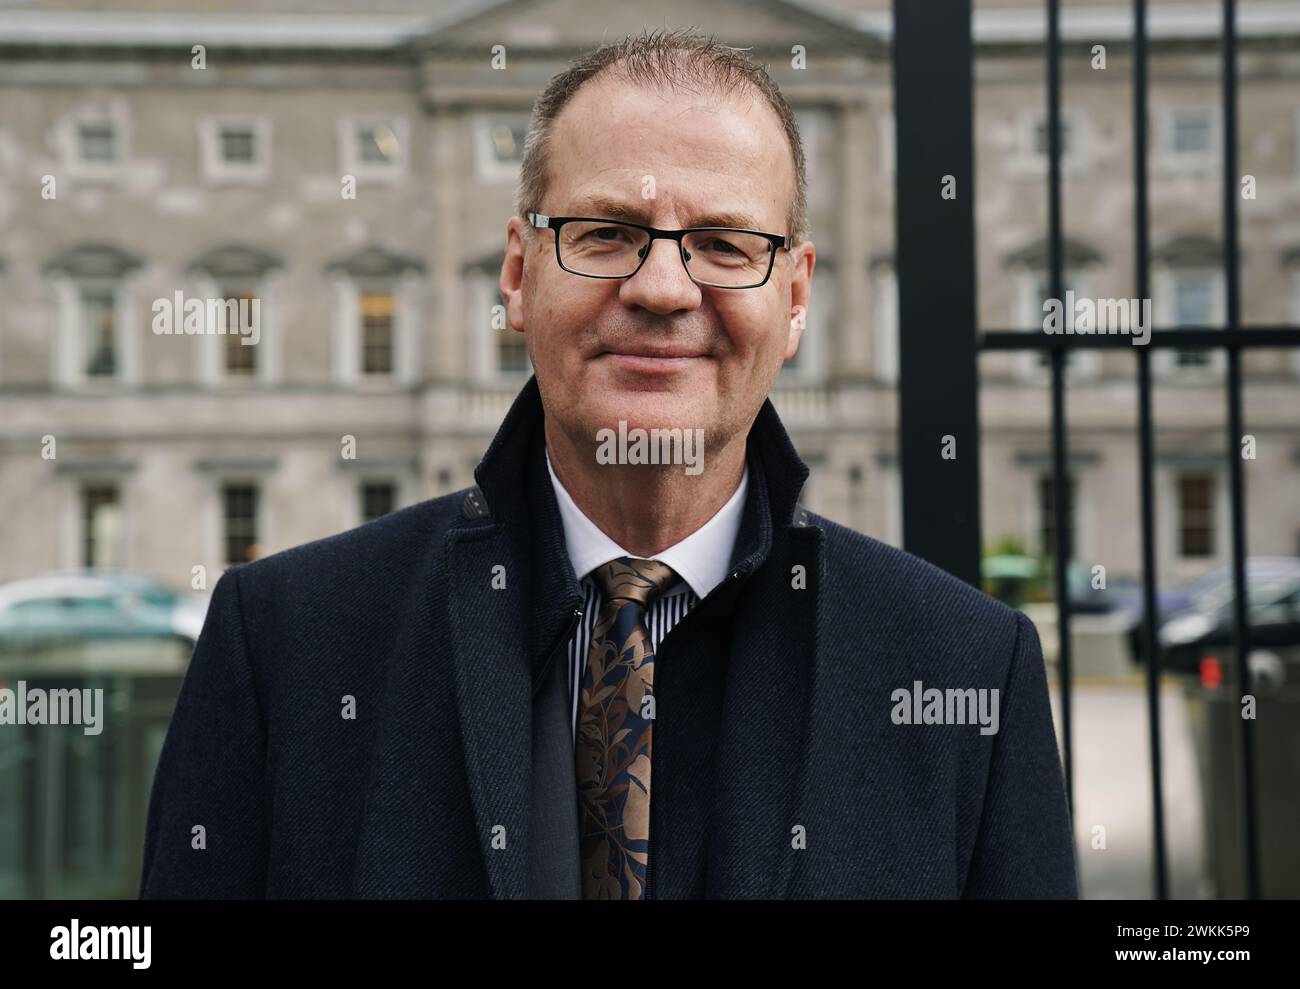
[892,0,982,587]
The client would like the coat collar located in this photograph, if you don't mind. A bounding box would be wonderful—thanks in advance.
[469,374,812,660]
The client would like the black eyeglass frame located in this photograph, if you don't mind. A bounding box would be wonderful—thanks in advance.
[526,212,793,289]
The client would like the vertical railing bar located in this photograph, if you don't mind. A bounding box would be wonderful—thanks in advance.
[1046,0,1074,821]
[893,0,983,587]
[1221,0,1260,900]
[1133,0,1169,902]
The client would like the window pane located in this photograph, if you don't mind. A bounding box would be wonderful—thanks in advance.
[489,120,526,163]
[1178,474,1215,558]
[220,127,256,163]
[81,484,120,569]
[81,288,116,377]
[77,122,116,162]
[222,484,259,565]
[222,290,258,375]
[494,289,528,374]
[1174,275,1213,367]
[1038,473,1075,566]
[1036,276,1074,366]
[1034,116,1070,156]
[360,292,394,374]
[358,123,398,163]
[1172,113,1211,154]
[361,481,397,523]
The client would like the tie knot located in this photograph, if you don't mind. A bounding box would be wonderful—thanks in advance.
[590,556,679,610]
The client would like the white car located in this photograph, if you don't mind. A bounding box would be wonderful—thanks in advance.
[0,572,209,645]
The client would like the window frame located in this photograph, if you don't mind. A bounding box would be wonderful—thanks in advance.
[472,113,529,183]
[337,115,409,183]
[198,115,272,184]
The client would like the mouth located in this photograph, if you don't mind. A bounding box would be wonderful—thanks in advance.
[599,349,709,374]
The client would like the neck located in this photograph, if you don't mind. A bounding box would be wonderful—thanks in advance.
[544,417,748,558]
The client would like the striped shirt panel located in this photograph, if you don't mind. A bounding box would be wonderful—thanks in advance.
[567,579,699,740]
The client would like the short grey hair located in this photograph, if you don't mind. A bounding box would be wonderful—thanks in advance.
[514,28,808,245]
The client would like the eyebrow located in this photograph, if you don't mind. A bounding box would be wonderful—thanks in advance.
[569,195,766,232]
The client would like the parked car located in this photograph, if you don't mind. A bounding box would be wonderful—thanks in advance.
[1118,558,1300,669]
[1066,565,1186,616]
[1154,558,1300,675]
[0,572,208,647]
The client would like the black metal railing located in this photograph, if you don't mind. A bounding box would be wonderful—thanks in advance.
[895,0,1300,899]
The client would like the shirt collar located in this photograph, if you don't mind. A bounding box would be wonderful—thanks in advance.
[544,447,749,601]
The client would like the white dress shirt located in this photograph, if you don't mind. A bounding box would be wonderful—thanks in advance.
[544,448,749,738]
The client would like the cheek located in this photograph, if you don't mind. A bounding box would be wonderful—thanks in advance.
[720,298,786,358]
[533,277,597,337]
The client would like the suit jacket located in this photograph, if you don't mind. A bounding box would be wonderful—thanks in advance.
[139,375,1078,899]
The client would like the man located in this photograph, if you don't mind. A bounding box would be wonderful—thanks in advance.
[140,30,1077,899]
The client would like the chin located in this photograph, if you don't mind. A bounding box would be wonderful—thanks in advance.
[582,391,708,435]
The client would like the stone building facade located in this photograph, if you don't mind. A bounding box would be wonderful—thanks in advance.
[0,0,1296,595]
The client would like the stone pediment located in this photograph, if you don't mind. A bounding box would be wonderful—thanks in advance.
[420,0,879,53]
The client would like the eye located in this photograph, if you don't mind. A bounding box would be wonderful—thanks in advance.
[588,226,634,244]
[698,237,743,255]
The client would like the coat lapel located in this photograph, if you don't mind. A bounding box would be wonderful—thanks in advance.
[443,523,536,899]
[705,521,823,899]
[351,519,534,899]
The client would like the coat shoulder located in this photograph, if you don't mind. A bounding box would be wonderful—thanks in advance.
[806,511,1028,640]
[224,487,480,597]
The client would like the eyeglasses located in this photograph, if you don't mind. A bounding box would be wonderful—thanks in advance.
[527,212,791,289]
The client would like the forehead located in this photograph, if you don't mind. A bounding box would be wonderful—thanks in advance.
[545,71,794,232]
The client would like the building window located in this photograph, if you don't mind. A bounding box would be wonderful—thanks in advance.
[358,123,397,164]
[1178,474,1215,558]
[1037,473,1076,564]
[1168,108,1214,156]
[81,287,117,378]
[337,117,408,182]
[1021,110,1084,173]
[199,117,271,182]
[81,484,120,569]
[360,481,397,523]
[338,117,407,180]
[1173,272,1214,368]
[77,121,117,163]
[220,288,258,376]
[495,289,529,374]
[467,265,529,382]
[1033,274,1077,367]
[47,245,142,387]
[360,292,395,375]
[222,484,259,566]
[220,125,256,164]
[1033,116,1070,158]
[328,247,423,384]
[474,114,529,180]
[1031,111,1079,159]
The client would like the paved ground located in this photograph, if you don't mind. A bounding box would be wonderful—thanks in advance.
[1047,678,1213,899]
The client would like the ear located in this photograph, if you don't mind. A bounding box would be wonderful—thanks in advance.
[785,240,815,361]
[500,216,529,334]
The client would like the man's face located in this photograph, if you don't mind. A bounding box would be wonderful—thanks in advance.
[501,71,815,462]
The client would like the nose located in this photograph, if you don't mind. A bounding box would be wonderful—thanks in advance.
[619,236,700,315]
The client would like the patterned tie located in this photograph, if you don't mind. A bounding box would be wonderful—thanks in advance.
[575,556,679,899]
